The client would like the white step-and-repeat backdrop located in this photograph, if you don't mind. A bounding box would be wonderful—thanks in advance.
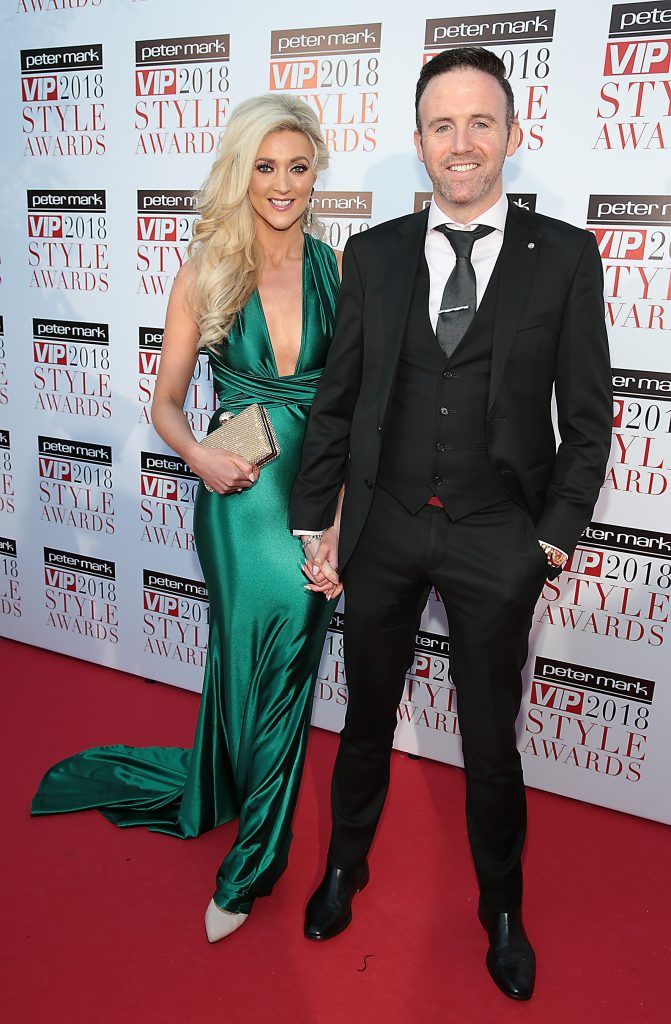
[1,0,669,824]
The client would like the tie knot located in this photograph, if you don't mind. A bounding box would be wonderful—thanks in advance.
[435,222,495,259]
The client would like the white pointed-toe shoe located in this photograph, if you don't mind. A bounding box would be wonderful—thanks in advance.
[204,899,249,943]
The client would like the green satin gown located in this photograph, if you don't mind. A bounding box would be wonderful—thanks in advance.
[31,233,339,914]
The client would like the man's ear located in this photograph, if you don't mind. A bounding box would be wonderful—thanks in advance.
[506,120,522,158]
[414,128,425,165]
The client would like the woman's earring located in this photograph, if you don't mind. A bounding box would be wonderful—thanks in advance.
[306,194,314,231]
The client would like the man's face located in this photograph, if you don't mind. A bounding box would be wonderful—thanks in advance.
[414,68,520,219]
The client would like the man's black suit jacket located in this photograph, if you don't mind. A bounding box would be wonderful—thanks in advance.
[290,199,613,573]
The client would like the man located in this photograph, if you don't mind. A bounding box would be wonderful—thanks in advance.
[291,47,612,1000]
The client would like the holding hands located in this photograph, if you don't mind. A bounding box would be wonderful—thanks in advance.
[301,526,342,601]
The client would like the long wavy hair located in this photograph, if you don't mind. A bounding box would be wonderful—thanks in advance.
[187,94,329,348]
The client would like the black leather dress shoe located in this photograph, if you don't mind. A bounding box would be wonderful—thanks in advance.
[478,902,536,1000]
[304,861,369,941]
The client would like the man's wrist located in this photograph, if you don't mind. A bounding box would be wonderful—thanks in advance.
[538,540,568,568]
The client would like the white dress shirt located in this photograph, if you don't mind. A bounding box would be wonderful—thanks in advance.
[426,191,508,332]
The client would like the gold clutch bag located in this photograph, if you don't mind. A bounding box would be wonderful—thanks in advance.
[199,403,280,492]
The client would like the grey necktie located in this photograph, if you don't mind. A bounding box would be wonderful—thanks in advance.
[434,223,495,360]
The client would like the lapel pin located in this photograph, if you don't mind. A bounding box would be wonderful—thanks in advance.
[527,242,535,249]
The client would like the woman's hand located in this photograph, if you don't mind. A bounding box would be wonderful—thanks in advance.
[301,526,342,600]
[189,446,258,495]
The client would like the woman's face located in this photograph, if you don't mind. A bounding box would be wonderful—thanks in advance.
[248,130,316,233]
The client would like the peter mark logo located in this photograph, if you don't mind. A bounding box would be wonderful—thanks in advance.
[137,190,197,296]
[588,195,671,332]
[0,430,13,515]
[413,190,537,212]
[134,34,230,156]
[0,316,7,407]
[38,435,114,534]
[313,191,372,247]
[539,519,670,647]
[524,655,654,783]
[21,43,105,157]
[423,10,555,151]
[269,24,380,152]
[44,546,118,643]
[140,451,197,550]
[605,366,671,498]
[27,190,108,291]
[0,536,20,619]
[32,317,111,418]
[143,569,209,668]
[138,326,214,431]
[596,2,671,150]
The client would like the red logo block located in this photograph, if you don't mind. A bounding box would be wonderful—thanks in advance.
[604,39,671,76]
[135,68,177,96]
[44,567,76,591]
[137,217,177,242]
[22,76,59,102]
[39,458,71,481]
[33,341,67,365]
[564,547,604,577]
[138,351,161,375]
[531,681,584,714]
[141,475,178,500]
[269,61,318,90]
[28,215,63,238]
[143,591,179,616]
[592,227,646,260]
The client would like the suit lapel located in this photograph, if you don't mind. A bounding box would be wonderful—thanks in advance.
[379,208,429,421]
[487,199,542,411]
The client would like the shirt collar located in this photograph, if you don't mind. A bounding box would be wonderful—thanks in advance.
[427,191,508,234]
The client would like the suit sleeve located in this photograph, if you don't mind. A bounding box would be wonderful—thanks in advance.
[289,238,365,531]
[535,231,613,555]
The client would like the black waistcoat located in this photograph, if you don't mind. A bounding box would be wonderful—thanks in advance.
[377,252,509,518]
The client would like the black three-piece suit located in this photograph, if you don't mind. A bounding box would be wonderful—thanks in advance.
[290,198,612,911]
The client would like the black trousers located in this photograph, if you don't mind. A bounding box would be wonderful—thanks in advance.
[329,487,549,911]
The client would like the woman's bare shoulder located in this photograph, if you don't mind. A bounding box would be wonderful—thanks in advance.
[173,258,197,293]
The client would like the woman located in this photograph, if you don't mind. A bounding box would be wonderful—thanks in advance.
[31,94,342,942]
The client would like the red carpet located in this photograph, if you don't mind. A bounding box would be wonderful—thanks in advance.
[3,636,670,1024]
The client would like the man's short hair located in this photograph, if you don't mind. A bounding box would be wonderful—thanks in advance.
[415,46,516,131]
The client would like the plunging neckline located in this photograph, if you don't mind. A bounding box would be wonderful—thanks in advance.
[254,239,308,379]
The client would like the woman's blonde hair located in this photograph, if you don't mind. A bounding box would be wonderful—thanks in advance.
[187,94,329,348]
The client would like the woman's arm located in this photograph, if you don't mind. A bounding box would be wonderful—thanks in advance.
[151,265,257,495]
